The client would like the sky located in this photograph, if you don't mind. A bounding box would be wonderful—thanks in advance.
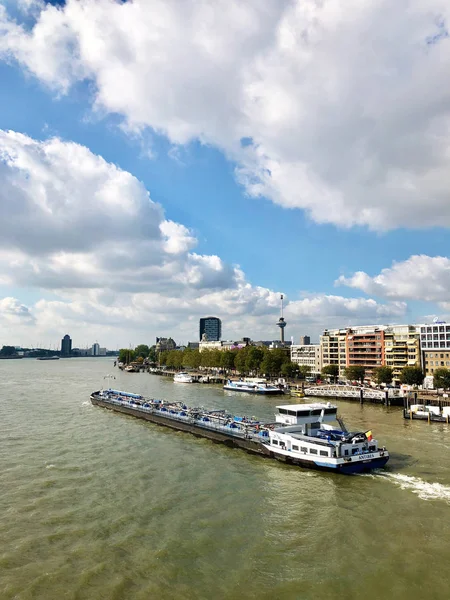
[1,0,450,350]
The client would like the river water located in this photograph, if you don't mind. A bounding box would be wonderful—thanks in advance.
[1,358,449,599]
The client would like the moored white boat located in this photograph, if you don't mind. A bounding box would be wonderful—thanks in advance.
[224,378,284,395]
[174,372,194,383]
[404,403,450,423]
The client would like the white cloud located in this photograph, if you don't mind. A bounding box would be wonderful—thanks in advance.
[0,128,410,346]
[287,295,406,320]
[0,296,35,324]
[2,0,450,229]
[337,255,450,303]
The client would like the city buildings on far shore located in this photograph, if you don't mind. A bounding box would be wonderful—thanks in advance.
[60,333,109,356]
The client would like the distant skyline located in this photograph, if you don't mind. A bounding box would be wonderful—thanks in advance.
[1,1,450,348]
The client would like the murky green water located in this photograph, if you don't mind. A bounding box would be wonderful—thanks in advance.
[1,358,449,599]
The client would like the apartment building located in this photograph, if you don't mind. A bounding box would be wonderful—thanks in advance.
[320,329,348,375]
[419,321,450,375]
[290,344,321,376]
[384,325,420,383]
[346,327,384,376]
[321,324,421,380]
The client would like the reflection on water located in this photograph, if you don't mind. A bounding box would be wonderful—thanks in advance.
[0,359,449,600]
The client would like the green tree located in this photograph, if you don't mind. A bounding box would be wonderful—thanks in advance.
[234,347,250,375]
[220,350,236,371]
[399,365,424,386]
[200,349,221,369]
[245,346,264,374]
[373,366,393,385]
[0,345,16,356]
[260,351,277,377]
[281,361,300,378]
[271,348,290,374]
[118,348,136,364]
[298,365,311,380]
[433,367,450,390]
[148,346,157,363]
[158,350,168,366]
[184,349,201,369]
[321,364,339,382]
[344,365,366,384]
[134,344,150,359]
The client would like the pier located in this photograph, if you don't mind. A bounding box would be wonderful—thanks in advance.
[303,384,403,405]
[403,394,450,423]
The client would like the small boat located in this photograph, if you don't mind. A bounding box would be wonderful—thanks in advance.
[404,403,450,423]
[37,356,60,360]
[223,378,284,395]
[174,372,194,383]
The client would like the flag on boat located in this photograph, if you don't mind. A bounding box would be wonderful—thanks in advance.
[365,430,373,441]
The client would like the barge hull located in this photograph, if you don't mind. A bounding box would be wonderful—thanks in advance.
[91,397,268,457]
[91,395,386,474]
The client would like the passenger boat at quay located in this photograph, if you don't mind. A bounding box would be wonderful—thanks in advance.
[90,389,389,474]
[173,372,194,383]
[223,378,284,395]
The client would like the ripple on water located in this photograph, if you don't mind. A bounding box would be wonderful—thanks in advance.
[1,361,450,600]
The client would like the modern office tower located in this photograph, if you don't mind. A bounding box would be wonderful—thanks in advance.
[92,343,100,356]
[199,317,222,342]
[300,336,311,346]
[61,334,72,356]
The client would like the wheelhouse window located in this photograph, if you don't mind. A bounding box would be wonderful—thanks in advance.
[300,446,307,453]
[319,450,328,457]
[292,445,299,451]
[323,408,336,416]
[309,448,318,455]
[272,439,278,445]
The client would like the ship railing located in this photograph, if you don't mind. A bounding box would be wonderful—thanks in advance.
[98,396,262,439]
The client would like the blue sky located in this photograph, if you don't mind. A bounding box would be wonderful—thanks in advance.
[0,0,449,348]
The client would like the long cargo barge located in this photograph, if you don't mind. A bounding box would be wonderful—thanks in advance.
[90,389,389,474]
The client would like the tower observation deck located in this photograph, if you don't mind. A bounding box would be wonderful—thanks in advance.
[277,294,287,343]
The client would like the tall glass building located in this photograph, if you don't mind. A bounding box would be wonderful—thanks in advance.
[61,334,72,356]
[199,317,222,341]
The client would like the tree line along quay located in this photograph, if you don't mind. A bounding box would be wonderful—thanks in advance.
[118,344,450,390]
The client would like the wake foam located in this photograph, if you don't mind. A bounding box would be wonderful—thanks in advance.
[371,471,450,503]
